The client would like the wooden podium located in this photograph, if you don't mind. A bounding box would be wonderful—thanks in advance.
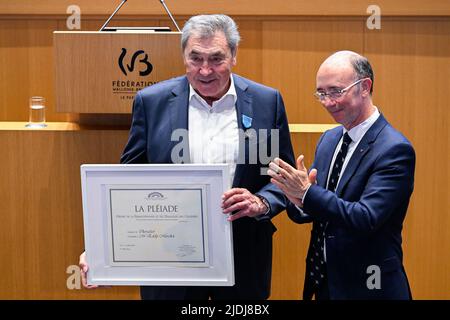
[54,31,185,114]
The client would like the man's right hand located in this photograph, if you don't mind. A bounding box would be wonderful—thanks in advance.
[79,252,98,289]
[268,155,317,207]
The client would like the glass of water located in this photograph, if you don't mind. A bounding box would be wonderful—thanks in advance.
[26,96,47,128]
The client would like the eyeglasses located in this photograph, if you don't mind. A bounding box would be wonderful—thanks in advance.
[314,78,367,101]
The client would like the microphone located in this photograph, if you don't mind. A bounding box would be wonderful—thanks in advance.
[99,0,128,31]
[159,0,181,32]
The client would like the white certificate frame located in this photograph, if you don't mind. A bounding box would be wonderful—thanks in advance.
[80,164,234,286]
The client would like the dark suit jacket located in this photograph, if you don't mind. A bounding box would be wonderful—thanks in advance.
[288,114,415,300]
[121,74,295,299]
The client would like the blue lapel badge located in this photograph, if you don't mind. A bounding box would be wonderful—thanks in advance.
[242,114,252,129]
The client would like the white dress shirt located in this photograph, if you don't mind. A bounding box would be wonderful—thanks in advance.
[325,107,380,189]
[188,76,239,187]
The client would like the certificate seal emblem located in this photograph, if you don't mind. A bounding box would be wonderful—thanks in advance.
[145,192,166,200]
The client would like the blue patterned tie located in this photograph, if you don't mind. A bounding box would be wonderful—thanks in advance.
[306,132,352,298]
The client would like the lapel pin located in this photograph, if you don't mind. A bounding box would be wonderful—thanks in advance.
[242,114,252,129]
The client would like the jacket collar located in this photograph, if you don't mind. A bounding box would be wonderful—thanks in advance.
[335,114,388,195]
[231,74,253,187]
[168,77,190,163]
[167,74,254,178]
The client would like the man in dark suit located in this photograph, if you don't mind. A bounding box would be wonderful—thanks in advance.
[80,14,294,300]
[268,51,415,300]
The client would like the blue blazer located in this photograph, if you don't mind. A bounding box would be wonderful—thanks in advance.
[288,114,415,300]
[121,74,295,299]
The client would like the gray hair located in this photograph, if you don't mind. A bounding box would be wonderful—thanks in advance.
[350,55,374,94]
[181,14,241,56]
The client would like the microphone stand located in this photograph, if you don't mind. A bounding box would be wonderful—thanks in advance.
[159,0,181,32]
[99,0,128,31]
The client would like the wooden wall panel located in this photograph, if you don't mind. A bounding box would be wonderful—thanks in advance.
[0,11,449,299]
[0,126,321,300]
[0,19,71,122]
[233,20,263,84]
[365,19,450,299]
[271,133,320,299]
[0,17,263,121]
[0,127,140,299]
[0,18,166,122]
[262,19,364,123]
[1,0,449,16]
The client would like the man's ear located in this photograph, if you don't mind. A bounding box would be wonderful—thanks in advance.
[232,47,238,66]
[361,78,372,96]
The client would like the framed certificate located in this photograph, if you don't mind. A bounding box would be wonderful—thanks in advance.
[80,164,234,286]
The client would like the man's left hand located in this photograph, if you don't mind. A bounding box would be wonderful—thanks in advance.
[222,188,268,221]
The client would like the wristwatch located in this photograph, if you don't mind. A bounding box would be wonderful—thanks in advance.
[255,194,271,215]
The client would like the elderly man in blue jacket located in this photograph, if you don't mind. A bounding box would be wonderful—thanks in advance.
[80,14,294,300]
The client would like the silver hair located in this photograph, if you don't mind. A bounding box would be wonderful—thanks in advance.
[181,14,240,56]
[350,55,374,94]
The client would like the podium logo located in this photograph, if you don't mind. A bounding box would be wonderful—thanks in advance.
[118,48,153,76]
